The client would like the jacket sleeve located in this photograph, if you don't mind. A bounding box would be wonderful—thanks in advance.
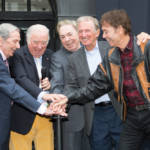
[50,52,64,93]
[64,55,80,93]
[65,61,113,104]
[0,59,40,112]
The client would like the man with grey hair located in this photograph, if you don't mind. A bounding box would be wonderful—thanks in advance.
[0,23,66,150]
[50,19,91,150]
[9,24,58,150]
[64,16,122,150]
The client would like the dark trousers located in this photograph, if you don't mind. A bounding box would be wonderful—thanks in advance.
[141,139,150,150]
[0,118,10,150]
[90,105,122,150]
[119,107,150,150]
[62,127,91,150]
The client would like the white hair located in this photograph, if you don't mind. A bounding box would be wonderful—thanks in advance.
[26,24,50,44]
[0,23,19,40]
[77,16,100,31]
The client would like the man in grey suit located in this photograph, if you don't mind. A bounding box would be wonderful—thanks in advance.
[0,23,66,150]
[50,20,90,150]
[65,16,122,150]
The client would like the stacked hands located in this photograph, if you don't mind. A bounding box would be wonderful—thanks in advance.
[42,94,68,116]
[40,78,68,116]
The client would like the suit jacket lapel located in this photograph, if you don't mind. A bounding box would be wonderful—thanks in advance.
[24,46,39,79]
[98,41,104,59]
[80,47,91,76]
[24,46,36,66]
[42,50,50,67]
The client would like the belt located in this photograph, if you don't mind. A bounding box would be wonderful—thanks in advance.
[95,101,112,107]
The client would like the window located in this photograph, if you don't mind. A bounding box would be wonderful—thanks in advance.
[5,0,27,11]
[31,0,52,12]
[0,0,52,12]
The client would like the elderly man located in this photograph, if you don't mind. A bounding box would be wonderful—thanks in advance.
[65,16,122,150]
[0,23,66,150]
[9,24,57,150]
[50,20,91,150]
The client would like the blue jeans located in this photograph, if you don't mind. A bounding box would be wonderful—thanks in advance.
[141,139,150,150]
[119,107,150,150]
[90,105,122,150]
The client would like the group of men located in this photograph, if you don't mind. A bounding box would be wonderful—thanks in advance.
[0,8,150,150]
[56,9,150,150]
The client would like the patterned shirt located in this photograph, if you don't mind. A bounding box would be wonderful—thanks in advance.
[120,36,145,106]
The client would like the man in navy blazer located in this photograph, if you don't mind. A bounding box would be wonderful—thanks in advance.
[9,24,54,150]
[0,23,67,150]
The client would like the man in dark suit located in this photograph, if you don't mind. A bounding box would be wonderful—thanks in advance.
[0,23,65,150]
[50,20,91,150]
[65,16,122,150]
[9,24,54,150]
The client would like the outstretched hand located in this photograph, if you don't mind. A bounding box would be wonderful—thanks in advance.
[43,94,68,116]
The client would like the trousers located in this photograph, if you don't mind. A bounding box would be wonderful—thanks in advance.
[90,104,122,150]
[9,115,54,150]
[119,107,150,150]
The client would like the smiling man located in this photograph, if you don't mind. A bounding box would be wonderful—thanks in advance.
[64,16,122,150]
[50,20,91,150]
[9,24,55,150]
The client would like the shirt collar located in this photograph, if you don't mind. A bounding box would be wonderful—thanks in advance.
[84,40,99,53]
[0,50,7,61]
[119,35,133,53]
[126,35,133,50]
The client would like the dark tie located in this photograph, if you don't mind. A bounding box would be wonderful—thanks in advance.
[3,59,9,71]
[3,59,8,66]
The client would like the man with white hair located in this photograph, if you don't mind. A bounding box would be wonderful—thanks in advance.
[9,24,55,150]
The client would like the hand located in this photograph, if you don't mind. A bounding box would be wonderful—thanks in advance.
[41,77,51,91]
[42,94,68,116]
[44,106,55,116]
[44,102,68,116]
[42,93,68,103]
[137,32,150,45]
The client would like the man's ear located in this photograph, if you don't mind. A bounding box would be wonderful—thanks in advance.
[117,25,124,35]
[96,29,100,38]
[0,37,3,47]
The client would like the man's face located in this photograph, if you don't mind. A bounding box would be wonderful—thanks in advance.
[78,21,100,50]
[1,30,20,58]
[102,22,121,47]
[59,24,80,52]
[28,31,49,58]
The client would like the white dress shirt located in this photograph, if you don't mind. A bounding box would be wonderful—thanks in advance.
[34,57,49,105]
[85,41,110,104]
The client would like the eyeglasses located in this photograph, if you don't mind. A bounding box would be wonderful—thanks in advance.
[31,40,48,46]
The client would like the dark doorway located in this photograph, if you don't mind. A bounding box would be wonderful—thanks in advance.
[0,0,59,50]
